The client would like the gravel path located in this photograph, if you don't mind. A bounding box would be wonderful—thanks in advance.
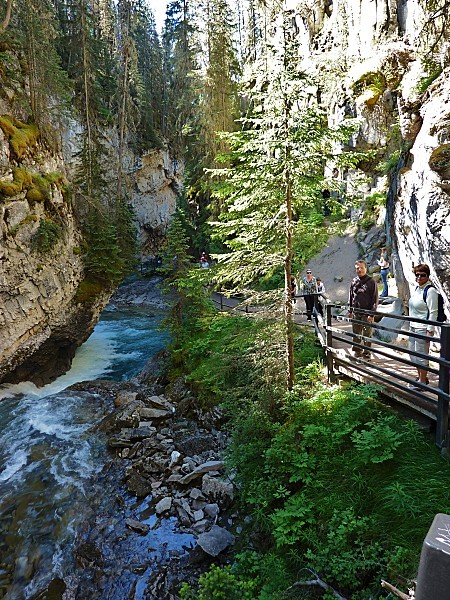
[300,225,360,305]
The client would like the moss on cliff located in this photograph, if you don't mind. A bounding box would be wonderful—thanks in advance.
[429,144,450,176]
[0,114,39,158]
[0,167,66,202]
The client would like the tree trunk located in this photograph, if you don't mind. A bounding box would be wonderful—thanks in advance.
[283,4,294,391]
[80,0,93,198]
[0,0,13,34]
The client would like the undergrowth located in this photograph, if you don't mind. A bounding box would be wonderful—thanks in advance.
[175,308,450,599]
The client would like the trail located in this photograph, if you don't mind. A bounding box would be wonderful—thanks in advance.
[301,225,360,305]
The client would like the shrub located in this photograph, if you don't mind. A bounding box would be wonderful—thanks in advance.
[180,565,255,600]
[33,218,62,253]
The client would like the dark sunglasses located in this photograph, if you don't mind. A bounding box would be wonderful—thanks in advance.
[415,273,427,278]
[306,272,312,274]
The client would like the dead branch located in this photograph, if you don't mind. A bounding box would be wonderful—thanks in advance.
[290,577,347,599]
[0,0,13,34]
[381,579,413,599]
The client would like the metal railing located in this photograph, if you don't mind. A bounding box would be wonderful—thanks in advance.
[315,303,450,449]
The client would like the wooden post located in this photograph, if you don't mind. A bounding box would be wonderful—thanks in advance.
[436,324,450,449]
[326,303,335,383]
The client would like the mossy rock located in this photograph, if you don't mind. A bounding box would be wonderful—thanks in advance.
[0,180,21,197]
[75,279,106,304]
[12,167,33,187]
[26,187,45,202]
[0,114,39,159]
[429,144,450,177]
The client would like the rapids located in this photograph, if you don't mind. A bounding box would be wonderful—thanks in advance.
[0,304,194,599]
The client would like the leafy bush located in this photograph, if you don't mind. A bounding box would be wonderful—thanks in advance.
[417,64,443,94]
[226,383,450,597]
[180,565,255,600]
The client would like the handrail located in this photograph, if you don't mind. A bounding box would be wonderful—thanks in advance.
[319,303,450,449]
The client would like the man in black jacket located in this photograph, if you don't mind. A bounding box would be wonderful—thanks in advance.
[347,260,378,359]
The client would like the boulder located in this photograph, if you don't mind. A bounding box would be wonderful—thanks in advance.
[179,461,225,486]
[125,518,150,535]
[125,471,152,498]
[202,475,234,506]
[196,525,235,557]
[155,497,172,515]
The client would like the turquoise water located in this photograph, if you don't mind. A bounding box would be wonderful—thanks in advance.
[0,306,177,598]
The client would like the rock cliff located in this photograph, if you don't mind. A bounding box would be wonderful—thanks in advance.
[0,109,177,385]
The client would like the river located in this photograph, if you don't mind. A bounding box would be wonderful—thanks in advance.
[0,303,194,599]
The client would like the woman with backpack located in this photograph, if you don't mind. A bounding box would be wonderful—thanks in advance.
[408,264,439,387]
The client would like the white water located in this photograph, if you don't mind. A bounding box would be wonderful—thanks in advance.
[0,306,169,597]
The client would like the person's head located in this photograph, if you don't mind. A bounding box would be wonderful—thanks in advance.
[355,260,367,277]
[316,278,321,284]
[306,269,312,280]
[413,263,430,285]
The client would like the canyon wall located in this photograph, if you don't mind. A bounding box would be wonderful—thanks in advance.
[0,105,177,385]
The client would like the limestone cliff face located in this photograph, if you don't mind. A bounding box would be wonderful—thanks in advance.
[0,125,108,385]
[0,112,177,385]
[293,0,450,313]
[131,149,181,255]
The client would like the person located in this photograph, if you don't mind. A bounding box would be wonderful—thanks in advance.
[290,276,297,303]
[408,264,438,387]
[300,269,318,321]
[347,260,378,359]
[200,251,209,268]
[316,277,326,319]
[377,247,390,297]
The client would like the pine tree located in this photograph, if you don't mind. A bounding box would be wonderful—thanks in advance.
[209,3,361,390]
[160,209,211,344]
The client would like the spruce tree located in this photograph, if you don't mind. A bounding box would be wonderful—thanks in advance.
[209,4,361,390]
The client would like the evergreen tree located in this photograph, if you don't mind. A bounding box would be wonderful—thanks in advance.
[15,0,71,146]
[209,4,361,390]
[160,209,211,346]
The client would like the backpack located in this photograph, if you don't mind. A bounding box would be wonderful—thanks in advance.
[423,285,446,322]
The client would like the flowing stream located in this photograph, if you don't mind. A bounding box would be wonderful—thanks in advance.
[0,305,194,599]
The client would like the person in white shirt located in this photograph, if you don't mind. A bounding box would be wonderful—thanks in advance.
[408,264,438,386]
[377,247,390,297]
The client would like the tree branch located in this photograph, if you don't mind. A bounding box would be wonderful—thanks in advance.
[0,0,13,34]
[290,577,347,599]
[381,579,413,599]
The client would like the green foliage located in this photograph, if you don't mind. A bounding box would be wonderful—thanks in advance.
[416,60,443,94]
[33,218,62,253]
[179,565,255,600]
[377,149,401,175]
[222,382,450,598]
[159,209,214,348]
[351,71,387,103]
[358,191,387,231]
[83,214,124,287]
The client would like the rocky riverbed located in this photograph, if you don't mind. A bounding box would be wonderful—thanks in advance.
[60,350,238,599]
[1,277,239,599]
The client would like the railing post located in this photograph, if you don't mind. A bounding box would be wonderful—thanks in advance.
[436,324,450,449]
[326,303,335,383]
[415,513,450,599]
